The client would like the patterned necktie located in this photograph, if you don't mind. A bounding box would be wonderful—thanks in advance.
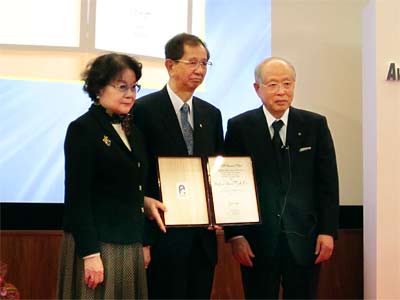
[180,103,193,155]
[272,120,284,156]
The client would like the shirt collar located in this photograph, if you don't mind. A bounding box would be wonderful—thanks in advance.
[262,106,289,128]
[167,83,193,114]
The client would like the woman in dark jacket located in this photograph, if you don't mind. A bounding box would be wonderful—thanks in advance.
[57,53,165,299]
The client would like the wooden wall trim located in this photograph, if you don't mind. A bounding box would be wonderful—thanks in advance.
[0,229,363,299]
[1,230,63,236]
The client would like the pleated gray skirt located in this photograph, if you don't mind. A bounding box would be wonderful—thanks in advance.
[56,233,148,299]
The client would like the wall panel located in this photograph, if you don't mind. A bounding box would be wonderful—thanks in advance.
[0,229,362,299]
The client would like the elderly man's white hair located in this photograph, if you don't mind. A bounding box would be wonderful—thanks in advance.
[254,57,296,83]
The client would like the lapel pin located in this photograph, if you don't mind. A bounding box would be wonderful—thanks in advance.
[199,123,203,128]
[102,135,111,146]
[298,132,302,136]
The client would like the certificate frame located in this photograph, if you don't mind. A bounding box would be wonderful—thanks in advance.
[207,156,261,226]
[157,156,261,227]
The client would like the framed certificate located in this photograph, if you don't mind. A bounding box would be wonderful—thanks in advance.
[207,156,260,225]
[157,156,260,227]
[157,157,210,226]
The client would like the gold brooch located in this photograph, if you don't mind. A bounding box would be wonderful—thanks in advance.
[102,135,111,146]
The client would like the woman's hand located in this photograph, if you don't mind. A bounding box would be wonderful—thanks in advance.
[143,246,151,269]
[83,255,104,289]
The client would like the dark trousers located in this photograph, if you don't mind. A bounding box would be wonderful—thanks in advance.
[146,242,215,299]
[241,234,320,299]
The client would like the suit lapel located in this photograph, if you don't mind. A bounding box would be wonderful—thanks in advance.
[286,107,306,168]
[192,98,207,155]
[128,125,146,162]
[90,105,133,156]
[254,106,273,156]
[157,88,188,154]
[252,107,281,175]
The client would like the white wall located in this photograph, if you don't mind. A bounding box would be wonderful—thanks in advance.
[363,0,400,298]
[272,0,367,205]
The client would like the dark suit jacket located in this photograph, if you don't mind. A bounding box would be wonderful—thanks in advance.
[63,104,147,257]
[132,86,224,264]
[224,106,339,266]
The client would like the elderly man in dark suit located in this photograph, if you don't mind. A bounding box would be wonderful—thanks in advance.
[224,57,339,299]
[132,33,223,299]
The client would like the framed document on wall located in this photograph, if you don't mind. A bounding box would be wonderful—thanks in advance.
[157,156,261,227]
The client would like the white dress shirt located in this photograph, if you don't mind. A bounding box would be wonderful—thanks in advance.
[167,83,194,130]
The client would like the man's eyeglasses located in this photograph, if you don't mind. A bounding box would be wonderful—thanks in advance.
[175,60,213,69]
[109,83,141,94]
[259,81,294,92]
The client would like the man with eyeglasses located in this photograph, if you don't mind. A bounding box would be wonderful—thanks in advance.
[132,33,223,299]
[224,57,339,299]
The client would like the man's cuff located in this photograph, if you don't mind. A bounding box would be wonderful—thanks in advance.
[228,235,245,242]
